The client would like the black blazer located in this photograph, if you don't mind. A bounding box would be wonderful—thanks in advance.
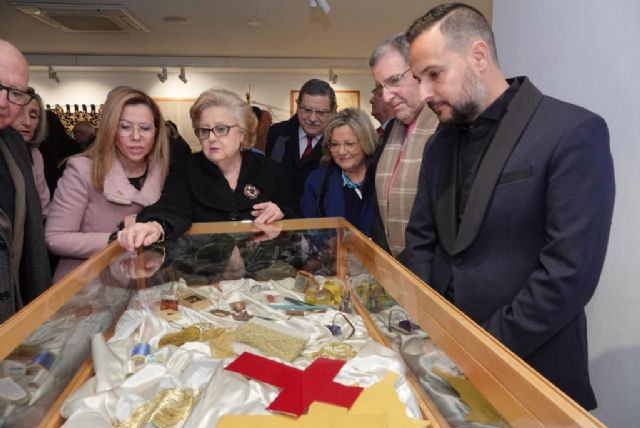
[138,150,297,238]
[405,77,615,409]
[266,115,323,203]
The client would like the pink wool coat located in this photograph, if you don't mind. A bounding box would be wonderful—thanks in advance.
[45,156,164,281]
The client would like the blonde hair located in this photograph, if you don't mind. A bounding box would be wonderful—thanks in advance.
[321,108,379,164]
[189,88,257,150]
[83,87,169,191]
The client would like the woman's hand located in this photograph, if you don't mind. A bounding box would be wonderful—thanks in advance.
[251,201,284,224]
[117,221,164,252]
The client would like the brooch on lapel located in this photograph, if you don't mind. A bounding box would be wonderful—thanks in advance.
[244,184,260,199]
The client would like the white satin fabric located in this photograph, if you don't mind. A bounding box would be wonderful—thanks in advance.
[60,278,422,427]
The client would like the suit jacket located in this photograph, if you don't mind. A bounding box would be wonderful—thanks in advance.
[266,114,323,204]
[404,77,615,409]
[46,156,165,281]
[0,128,51,322]
[300,164,376,236]
[137,150,297,238]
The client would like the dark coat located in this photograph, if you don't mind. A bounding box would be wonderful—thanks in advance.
[404,77,615,409]
[137,150,297,238]
[0,128,51,322]
[266,114,323,203]
[300,164,376,237]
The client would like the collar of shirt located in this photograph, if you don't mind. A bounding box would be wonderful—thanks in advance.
[471,78,521,126]
[298,127,320,145]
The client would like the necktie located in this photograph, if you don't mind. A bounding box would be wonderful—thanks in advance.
[376,126,384,139]
[301,135,314,158]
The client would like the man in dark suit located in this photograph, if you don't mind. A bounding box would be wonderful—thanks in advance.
[266,79,336,203]
[404,4,615,410]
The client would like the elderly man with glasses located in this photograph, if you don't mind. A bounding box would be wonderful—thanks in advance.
[369,33,439,261]
[0,38,51,322]
[266,79,337,204]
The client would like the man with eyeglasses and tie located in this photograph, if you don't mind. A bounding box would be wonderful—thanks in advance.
[369,33,439,261]
[0,39,51,322]
[266,79,337,203]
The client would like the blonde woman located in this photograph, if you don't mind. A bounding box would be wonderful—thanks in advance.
[46,87,169,281]
[300,108,379,236]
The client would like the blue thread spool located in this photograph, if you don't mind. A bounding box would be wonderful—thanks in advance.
[131,343,151,357]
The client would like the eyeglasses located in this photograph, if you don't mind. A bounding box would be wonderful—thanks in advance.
[0,83,34,106]
[325,312,355,339]
[298,105,331,119]
[328,141,359,152]
[117,120,155,138]
[194,124,242,140]
[387,308,420,334]
[381,68,412,91]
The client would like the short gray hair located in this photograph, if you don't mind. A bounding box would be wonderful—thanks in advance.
[369,32,409,67]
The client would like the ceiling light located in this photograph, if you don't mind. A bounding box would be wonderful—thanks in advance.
[309,0,330,14]
[178,66,187,84]
[162,16,191,24]
[157,66,167,83]
[48,65,60,83]
[328,69,338,84]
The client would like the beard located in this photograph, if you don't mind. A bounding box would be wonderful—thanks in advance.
[430,66,486,125]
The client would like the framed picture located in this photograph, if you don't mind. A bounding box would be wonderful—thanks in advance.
[154,98,198,151]
[289,90,360,115]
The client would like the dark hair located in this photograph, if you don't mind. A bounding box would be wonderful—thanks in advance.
[297,79,337,111]
[369,32,410,67]
[406,2,499,64]
[251,106,262,121]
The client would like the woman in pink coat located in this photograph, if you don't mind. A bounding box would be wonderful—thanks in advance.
[45,87,169,281]
[12,91,50,216]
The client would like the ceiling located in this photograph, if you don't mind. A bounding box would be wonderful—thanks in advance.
[0,0,493,69]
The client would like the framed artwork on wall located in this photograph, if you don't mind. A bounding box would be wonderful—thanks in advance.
[289,90,360,115]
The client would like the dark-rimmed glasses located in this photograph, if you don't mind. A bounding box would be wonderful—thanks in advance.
[381,68,412,91]
[0,83,34,106]
[194,124,242,140]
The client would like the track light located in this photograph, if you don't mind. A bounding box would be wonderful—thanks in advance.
[157,67,167,83]
[48,65,60,83]
[310,0,330,14]
[328,69,338,84]
[178,66,187,84]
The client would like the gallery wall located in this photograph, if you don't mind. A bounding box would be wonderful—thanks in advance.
[493,1,640,426]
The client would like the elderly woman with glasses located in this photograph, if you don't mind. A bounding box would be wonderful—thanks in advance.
[45,87,169,281]
[117,88,296,251]
[300,108,379,236]
[11,90,50,216]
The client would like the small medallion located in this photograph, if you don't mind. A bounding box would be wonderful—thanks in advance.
[243,184,260,199]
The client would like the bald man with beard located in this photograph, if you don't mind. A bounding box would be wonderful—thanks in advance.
[0,39,51,322]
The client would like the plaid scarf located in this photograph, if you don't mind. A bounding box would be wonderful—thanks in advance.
[375,107,438,257]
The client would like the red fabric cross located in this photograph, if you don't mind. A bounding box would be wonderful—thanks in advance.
[225,352,363,416]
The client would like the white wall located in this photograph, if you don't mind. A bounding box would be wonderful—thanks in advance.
[28,68,376,148]
[493,1,640,426]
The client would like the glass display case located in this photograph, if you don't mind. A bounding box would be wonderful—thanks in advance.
[0,218,604,428]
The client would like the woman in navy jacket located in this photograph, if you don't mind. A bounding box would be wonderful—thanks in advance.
[300,109,379,236]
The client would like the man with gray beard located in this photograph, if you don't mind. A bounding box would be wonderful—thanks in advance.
[403,3,614,409]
